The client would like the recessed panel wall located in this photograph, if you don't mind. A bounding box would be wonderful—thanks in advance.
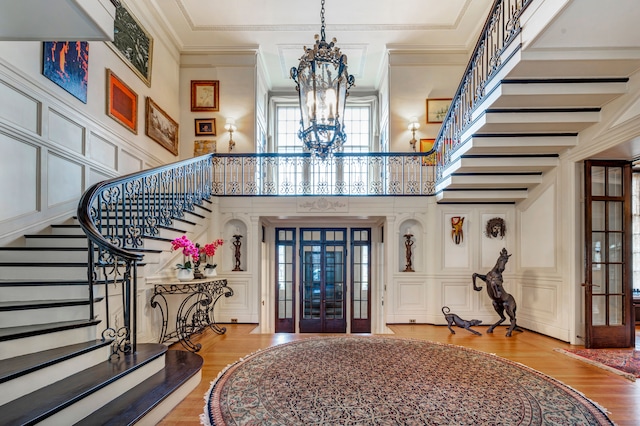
[0,81,39,133]
[0,134,38,221]
[89,133,117,170]
[119,149,143,174]
[520,185,556,268]
[47,154,83,207]
[48,109,85,154]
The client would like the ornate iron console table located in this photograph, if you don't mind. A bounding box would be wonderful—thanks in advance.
[150,278,233,352]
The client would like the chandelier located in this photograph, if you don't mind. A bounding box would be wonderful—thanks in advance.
[290,0,355,158]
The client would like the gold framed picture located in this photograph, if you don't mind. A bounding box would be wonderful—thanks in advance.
[106,69,138,134]
[191,80,219,111]
[195,118,216,136]
[145,97,179,155]
[426,98,452,124]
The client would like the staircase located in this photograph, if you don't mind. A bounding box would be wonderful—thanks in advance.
[434,1,640,204]
[0,199,212,424]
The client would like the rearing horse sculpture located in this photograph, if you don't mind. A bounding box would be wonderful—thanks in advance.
[472,248,522,337]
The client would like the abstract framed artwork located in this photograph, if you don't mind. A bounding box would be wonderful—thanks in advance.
[109,0,153,87]
[145,97,179,156]
[106,69,138,134]
[195,118,216,136]
[426,98,452,124]
[191,80,219,111]
[42,41,89,103]
[419,138,436,166]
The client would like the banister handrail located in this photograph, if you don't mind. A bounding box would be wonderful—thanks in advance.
[434,0,533,175]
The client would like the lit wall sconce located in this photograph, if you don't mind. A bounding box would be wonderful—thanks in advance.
[225,118,237,152]
[408,117,420,152]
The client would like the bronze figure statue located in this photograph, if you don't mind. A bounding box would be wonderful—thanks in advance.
[442,306,482,335]
[472,248,522,337]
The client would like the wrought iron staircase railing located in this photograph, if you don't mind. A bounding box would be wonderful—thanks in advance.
[77,155,213,356]
[435,0,533,180]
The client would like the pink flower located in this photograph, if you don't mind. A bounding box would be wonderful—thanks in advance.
[201,239,224,257]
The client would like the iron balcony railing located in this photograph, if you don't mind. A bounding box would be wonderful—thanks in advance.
[212,152,437,196]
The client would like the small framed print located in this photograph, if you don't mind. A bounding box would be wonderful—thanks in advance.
[426,98,452,124]
[195,118,216,136]
[191,80,219,111]
[106,69,138,134]
[194,139,217,156]
[420,138,436,166]
[145,97,179,155]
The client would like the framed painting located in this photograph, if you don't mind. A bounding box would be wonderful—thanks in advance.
[195,118,216,136]
[106,69,138,134]
[42,41,89,103]
[109,1,153,87]
[426,98,452,124]
[194,139,217,156]
[420,138,436,166]
[145,97,179,155]
[191,80,219,111]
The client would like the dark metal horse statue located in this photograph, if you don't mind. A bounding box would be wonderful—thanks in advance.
[472,248,522,337]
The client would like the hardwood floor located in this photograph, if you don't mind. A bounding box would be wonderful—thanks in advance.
[158,324,640,425]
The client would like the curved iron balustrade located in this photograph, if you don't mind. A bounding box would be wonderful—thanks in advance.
[77,155,214,357]
[434,0,533,180]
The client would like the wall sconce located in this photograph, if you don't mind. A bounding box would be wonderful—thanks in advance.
[225,118,237,152]
[408,117,420,152]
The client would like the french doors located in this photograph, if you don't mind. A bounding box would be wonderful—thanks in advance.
[584,160,634,348]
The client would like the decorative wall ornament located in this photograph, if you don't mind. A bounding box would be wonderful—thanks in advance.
[451,216,464,245]
[403,229,414,272]
[485,217,506,239]
[298,197,348,212]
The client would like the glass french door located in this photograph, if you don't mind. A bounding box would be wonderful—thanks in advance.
[300,229,347,333]
[584,160,634,348]
[275,228,296,333]
[351,228,371,333]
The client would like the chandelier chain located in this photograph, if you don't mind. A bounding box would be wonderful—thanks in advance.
[320,0,326,41]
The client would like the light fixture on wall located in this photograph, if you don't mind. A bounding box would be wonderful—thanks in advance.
[225,118,237,152]
[290,0,355,158]
[408,117,420,152]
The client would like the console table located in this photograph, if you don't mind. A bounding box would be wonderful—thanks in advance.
[149,278,233,352]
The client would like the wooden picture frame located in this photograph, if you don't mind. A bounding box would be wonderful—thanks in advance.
[191,80,219,111]
[195,118,217,136]
[106,69,138,134]
[194,139,217,156]
[420,138,436,166]
[145,97,179,155]
[109,0,153,87]
[426,98,452,124]
[43,41,89,103]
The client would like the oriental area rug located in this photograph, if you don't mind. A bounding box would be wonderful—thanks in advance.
[555,347,640,381]
[202,336,613,425]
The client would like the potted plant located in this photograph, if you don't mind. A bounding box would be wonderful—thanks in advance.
[171,235,200,281]
[201,239,224,277]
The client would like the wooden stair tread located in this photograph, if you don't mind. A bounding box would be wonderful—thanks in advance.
[0,319,101,342]
[0,297,103,311]
[74,350,203,426]
[0,280,88,287]
[0,343,167,426]
[0,340,112,383]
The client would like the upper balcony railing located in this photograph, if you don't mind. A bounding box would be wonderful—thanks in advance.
[211,152,436,196]
[435,0,532,179]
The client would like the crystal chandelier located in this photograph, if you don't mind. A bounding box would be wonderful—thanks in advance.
[290,0,355,158]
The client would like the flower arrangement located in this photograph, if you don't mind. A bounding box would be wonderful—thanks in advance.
[171,236,224,271]
[201,238,224,269]
[171,235,200,270]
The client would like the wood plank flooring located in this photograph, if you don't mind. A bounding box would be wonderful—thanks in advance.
[158,324,640,425]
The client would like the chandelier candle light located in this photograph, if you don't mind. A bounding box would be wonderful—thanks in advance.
[290,0,355,158]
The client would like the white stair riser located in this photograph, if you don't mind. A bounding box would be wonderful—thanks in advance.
[0,325,99,360]
[0,285,104,302]
[39,355,166,426]
[0,344,112,406]
[25,238,88,248]
[0,250,88,262]
[135,371,202,426]
[0,266,87,280]
[0,305,91,328]
[50,226,85,236]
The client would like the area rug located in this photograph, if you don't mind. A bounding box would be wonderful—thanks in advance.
[202,336,612,425]
[555,347,640,382]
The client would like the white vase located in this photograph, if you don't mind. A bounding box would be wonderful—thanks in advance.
[177,269,194,282]
[204,267,217,278]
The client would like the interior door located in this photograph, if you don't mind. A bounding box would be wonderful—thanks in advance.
[584,160,634,348]
[300,229,347,333]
